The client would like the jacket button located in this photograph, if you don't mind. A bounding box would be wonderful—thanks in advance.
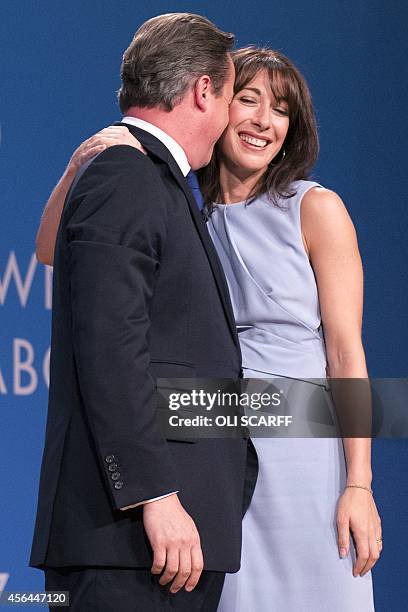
[114,481,123,490]
[108,463,118,472]
[105,455,116,464]
[111,472,121,481]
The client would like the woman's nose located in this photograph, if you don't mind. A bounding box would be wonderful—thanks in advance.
[252,106,270,130]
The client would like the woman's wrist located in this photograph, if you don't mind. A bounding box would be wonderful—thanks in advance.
[344,484,373,494]
[346,469,372,488]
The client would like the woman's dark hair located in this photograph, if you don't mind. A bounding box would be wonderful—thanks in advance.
[198,46,319,207]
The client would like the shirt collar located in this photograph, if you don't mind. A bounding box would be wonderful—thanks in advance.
[121,116,190,177]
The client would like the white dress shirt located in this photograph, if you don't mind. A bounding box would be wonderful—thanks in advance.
[118,117,187,509]
[121,116,190,177]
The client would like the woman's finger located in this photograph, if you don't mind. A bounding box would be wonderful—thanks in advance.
[91,129,146,154]
[78,144,106,165]
[374,508,383,553]
[101,125,130,133]
[352,531,370,577]
[360,530,380,576]
[96,127,130,139]
[69,126,147,171]
[336,513,350,558]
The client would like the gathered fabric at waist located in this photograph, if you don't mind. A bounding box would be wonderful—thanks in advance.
[238,325,327,379]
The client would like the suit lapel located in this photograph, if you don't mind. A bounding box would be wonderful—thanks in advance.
[166,157,241,351]
[116,122,241,354]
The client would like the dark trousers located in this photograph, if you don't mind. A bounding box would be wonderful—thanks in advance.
[45,566,225,612]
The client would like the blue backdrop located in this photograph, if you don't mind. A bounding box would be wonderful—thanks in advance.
[1,1,407,609]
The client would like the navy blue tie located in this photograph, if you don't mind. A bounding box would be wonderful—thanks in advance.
[186,170,205,211]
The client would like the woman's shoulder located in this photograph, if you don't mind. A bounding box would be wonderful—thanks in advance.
[258,181,345,215]
[290,178,324,195]
[270,180,325,207]
[300,182,347,217]
[299,183,357,246]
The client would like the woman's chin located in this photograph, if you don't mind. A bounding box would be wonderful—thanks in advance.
[237,161,269,178]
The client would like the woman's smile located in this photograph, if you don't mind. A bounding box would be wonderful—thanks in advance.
[237,131,272,150]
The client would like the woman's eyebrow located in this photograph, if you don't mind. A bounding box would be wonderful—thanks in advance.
[240,86,288,104]
[241,87,262,95]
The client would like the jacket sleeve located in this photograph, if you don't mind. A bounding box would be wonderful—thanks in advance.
[64,145,180,510]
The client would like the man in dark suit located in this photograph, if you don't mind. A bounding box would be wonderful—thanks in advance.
[30,13,257,611]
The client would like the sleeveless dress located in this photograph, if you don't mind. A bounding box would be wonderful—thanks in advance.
[207,180,375,612]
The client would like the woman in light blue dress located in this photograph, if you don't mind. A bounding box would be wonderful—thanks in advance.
[201,47,379,612]
[37,47,381,611]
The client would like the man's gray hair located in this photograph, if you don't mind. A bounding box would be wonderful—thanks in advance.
[118,13,234,113]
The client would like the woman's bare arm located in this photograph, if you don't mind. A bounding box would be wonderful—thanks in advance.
[301,186,381,576]
[36,164,79,265]
[36,126,145,266]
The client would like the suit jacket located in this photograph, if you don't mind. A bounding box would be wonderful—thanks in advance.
[30,125,258,572]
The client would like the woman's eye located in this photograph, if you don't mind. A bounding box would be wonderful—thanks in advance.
[240,97,256,104]
[274,107,289,116]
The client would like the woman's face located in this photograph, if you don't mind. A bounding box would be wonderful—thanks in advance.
[218,69,290,178]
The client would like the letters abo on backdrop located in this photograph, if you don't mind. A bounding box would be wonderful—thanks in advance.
[0,252,51,395]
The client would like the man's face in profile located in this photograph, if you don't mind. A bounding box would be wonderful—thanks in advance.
[201,56,235,167]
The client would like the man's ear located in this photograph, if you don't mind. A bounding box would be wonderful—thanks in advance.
[193,75,213,112]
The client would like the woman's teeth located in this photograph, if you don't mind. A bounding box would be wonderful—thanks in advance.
[239,133,268,148]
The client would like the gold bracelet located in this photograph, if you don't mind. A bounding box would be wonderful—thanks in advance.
[345,484,373,494]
